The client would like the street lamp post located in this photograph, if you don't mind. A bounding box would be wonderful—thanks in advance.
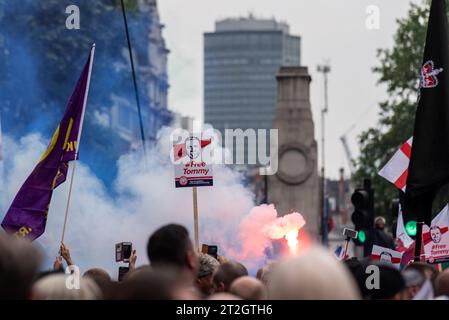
[317,63,331,246]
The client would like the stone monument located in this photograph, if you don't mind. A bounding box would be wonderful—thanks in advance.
[268,66,320,237]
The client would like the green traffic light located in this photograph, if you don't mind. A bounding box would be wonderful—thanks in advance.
[357,230,366,243]
[405,221,417,236]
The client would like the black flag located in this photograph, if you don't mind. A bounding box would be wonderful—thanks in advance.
[406,0,449,226]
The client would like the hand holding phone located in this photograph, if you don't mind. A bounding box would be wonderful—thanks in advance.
[202,244,218,259]
[115,242,132,262]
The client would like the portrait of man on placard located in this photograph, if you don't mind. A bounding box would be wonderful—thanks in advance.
[185,136,201,160]
[379,252,393,264]
[430,226,442,244]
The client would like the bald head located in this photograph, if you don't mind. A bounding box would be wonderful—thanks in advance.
[435,269,449,297]
[207,292,241,300]
[268,246,360,300]
[213,261,248,292]
[230,276,266,300]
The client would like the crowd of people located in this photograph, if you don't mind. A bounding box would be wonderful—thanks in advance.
[1,223,449,300]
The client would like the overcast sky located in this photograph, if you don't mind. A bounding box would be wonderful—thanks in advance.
[158,0,420,179]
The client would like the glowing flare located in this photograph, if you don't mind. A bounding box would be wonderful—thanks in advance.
[285,230,299,253]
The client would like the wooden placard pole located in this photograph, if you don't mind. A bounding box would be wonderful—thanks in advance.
[192,186,199,252]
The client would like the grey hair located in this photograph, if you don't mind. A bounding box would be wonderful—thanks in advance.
[197,253,219,278]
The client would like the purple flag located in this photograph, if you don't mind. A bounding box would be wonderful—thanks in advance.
[1,45,95,241]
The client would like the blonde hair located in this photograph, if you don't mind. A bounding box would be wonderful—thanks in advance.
[268,246,360,300]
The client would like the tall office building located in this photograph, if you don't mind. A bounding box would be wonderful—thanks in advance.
[204,16,301,162]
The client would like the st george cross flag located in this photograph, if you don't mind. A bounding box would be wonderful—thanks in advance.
[405,0,449,225]
[432,204,449,227]
[1,45,95,241]
[379,137,412,192]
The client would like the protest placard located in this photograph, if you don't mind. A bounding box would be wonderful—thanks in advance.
[422,223,449,263]
[371,245,403,269]
[173,135,213,188]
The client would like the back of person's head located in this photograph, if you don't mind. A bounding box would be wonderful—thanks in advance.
[435,269,449,297]
[207,292,242,300]
[32,274,102,300]
[213,261,248,292]
[117,266,177,300]
[404,262,437,281]
[375,216,386,230]
[259,261,277,286]
[147,224,197,273]
[0,233,41,299]
[401,268,426,300]
[198,253,219,278]
[230,276,267,300]
[268,246,360,300]
[83,268,111,282]
[366,263,406,300]
[196,253,220,296]
[35,269,65,282]
[83,268,112,296]
[343,257,369,298]
[402,269,426,288]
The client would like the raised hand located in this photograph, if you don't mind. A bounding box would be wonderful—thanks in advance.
[60,242,74,266]
[129,249,137,271]
[53,255,63,271]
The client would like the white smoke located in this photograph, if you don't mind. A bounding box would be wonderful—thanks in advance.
[0,128,257,278]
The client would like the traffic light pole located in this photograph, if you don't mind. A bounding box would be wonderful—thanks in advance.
[414,221,424,262]
[351,179,374,255]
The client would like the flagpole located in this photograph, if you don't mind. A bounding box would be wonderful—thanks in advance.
[61,160,77,244]
[60,44,95,245]
[120,0,148,163]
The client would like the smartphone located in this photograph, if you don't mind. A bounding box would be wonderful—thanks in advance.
[118,266,129,282]
[202,244,218,259]
[122,242,132,262]
[342,228,358,239]
[115,242,132,262]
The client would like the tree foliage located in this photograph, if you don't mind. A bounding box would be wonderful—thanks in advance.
[354,1,449,218]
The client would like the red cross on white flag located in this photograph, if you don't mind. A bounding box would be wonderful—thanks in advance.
[378,137,413,192]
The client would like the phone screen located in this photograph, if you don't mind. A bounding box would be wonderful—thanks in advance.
[207,245,218,259]
[118,267,129,282]
[123,243,132,261]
